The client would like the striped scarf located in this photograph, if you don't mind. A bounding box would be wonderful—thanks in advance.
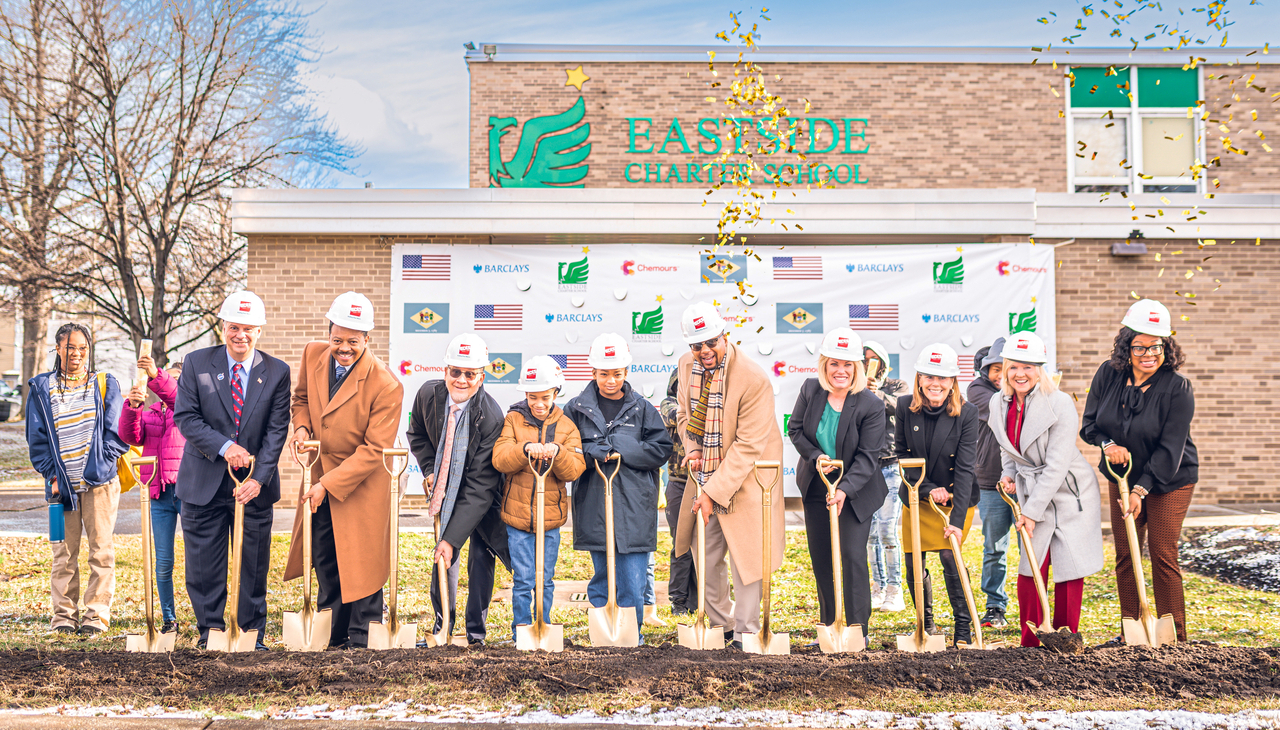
[688,348,731,514]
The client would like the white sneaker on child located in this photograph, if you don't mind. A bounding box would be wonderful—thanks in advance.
[870,583,885,610]
[881,585,906,612]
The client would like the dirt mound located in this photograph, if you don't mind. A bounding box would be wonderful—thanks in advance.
[1,642,1277,708]
[1181,527,1280,594]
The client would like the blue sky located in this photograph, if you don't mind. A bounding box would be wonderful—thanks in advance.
[297,0,1277,189]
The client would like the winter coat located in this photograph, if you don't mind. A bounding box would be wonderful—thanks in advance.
[118,368,186,495]
[869,377,907,464]
[566,381,672,554]
[894,396,980,531]
[674,344,785,586]
[405,379,509,566]
[989,385,1104,583]
[283,343,404,603]
[966,371,1003,488]
[787,378,888,522]
[27,371,130,511]
[493,401,586,533]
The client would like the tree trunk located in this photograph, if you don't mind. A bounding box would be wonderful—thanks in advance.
[18,282,49,417]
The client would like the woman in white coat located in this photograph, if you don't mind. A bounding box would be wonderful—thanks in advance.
[987,333,1104,648]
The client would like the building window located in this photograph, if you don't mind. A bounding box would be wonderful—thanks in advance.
[1067,66,1202,194]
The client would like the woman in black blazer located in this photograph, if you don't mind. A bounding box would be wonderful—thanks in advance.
[894,343,980,646]
[788,328,888,637]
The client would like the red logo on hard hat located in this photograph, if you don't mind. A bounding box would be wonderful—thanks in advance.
[930,353,942,364]
[524,368,537,380]
[238,300,252,313]
[604,346,615,357]
[692,316,706,330]
[837,337,849,349]
[349,304,362,317]
[1149,312,1161,323]
[1017,340,1029,350]
[458,344,471,356]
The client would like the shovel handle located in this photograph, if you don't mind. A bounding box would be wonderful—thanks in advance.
[382,444,410,480]
[816,458,844,496]
[227,456,257,489]
[526,448,557,479]
[593,452,622,484]
[1102,455,1132,485]
[128,456,159,492]
[292,439,321,470]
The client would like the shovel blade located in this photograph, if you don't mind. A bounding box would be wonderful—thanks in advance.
[1155,615,1177,646]
[677,622,726,651]
[895,632,947,653]
[515,622,564,653]
[587,605,640,647]
[956,638,1007,650]
[742,631,790,655]
[207,627,259,653]
[282,609,332,652]
[816,624,866,654]
[125,630,175,653]
[1122,617,1154,647]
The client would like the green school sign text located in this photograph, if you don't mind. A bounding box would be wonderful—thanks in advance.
[622,116,870,186]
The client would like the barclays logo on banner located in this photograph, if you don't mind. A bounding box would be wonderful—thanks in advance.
[472,264,530,274]
[846,263,905,273]
[922,313,981,324]
[777,303,823,334]
[699,254,748,284]
[485,353,522,384]
[545,313,604,323]
[631,364,677,374]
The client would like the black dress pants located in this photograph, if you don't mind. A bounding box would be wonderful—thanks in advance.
[802,491,874,634]
[664,478,697,609]
[429,527,499,642]
[183,477,273,640]
[312,497,383,647]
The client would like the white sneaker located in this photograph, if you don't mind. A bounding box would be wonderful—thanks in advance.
[881,585,906,612]
[870,583,885,610]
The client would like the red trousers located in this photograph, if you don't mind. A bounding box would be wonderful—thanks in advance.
[1017,549,1085,647]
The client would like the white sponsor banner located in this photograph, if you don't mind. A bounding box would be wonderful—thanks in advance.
[390,243,1055,496]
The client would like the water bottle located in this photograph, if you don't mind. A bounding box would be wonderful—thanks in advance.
[49,502,65,544]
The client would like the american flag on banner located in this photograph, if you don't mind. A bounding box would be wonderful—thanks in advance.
[550,354,592,380]
[473,304,522,330]
[772,256,822,280]
[401,254,450,280]
[958,357,976,385]
[847,304,899,331]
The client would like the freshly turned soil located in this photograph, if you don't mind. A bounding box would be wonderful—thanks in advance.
[2,641,1277,707]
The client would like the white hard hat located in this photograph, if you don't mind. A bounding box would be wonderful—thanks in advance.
[863,340,891,370]
[1121,298,1172,338]
[326,291,374,332]
[517,355,565,393]
[587,333,633,369]
[680,302,726,344]
[217,291,266,327]
[819,328,862,360]
[443,333,490,368]
[914,343,960,378]
[1001,331,1049,365]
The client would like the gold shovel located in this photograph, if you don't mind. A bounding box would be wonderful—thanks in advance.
[742,461,789,655]
[207,459,261,653]
[677,471,725,650]
[813,458,866,654]
[588,453,640,647]
[926,498,1004,650]
[367,444,424,649]
[1105,459,1177,648]
[895,458,946,653]
[283,440,333,652]
[125,456,176,653]
[999,488,1054,635]
[515,451,564,652]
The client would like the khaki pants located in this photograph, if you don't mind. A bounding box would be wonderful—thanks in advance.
[701,514,762,640]
[51,478,121,630]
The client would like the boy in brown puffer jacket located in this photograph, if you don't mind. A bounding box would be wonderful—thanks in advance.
[492,355,585,638]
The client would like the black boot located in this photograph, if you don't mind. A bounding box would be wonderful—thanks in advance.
[905,557,937,634]
[942,554,973,646]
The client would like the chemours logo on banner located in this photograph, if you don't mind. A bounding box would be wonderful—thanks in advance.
[398,359,446,375]
[404,303,449,334]
[921,312,980,324]
[545,312,603,323]
[631,305,664,342]
[846,262,905,273]
[772,360,818,377]
[485,353,522,384]
[777,303,823,334]
[621,260,679,276]
[933,255,964,292]
[997,260,1050,276]
[472,264,531,274]
[1009,306,1037,334]
[699,254,748,284]
[558,256,589,291]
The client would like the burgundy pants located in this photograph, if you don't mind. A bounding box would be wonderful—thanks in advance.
[1017,549,1085,647]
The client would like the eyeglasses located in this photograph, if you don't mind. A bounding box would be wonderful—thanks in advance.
[61,346,89,356]
[448,367,482,381]
[688,335,722,352]
[1130,344,1165,356]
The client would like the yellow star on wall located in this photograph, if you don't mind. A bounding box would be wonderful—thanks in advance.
[565,65,590,91]
[956,246,965,252]
[655,294,665,303]
[1031,296,1038,304]
[581,246,590,254]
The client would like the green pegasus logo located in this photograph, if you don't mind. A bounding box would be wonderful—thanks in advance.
[933,256,964,292]
[632,306,664,342]
[558,256,589,291]
[488,97,591,188]
[1009,307,1038,334]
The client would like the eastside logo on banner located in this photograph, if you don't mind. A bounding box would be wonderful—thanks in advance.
[390,242,1056,497]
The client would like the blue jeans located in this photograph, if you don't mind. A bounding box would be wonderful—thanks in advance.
[589,550,649,642]
[870,466,903,588]
[977,488,1015,612]
[507,524,560,639]
[644,552,656,605]
[150,487,182,623]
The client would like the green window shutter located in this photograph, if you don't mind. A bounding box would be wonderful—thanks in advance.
[1070,67,1131,108]
[1137,67,1198,107]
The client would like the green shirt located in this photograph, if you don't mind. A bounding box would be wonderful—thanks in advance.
[816,401,840,458]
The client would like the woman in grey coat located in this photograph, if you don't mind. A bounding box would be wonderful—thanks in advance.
[987,333,1103,647]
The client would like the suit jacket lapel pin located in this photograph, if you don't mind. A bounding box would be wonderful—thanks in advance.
[217,372,225,381]
[257,377,263,384]
[913,425,919,431]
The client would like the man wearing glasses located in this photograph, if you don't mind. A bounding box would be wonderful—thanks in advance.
[406,333,510,645]
[673,302,784,648]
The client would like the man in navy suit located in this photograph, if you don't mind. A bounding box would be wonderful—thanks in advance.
[175,290,292,649]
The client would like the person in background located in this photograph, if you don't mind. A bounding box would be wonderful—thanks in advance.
[894,344,980,646]
[660,370,697,616]
[1081,299,1197,643]
[990,332,1103,647]
[788,328,887,639]
[863,340,907,613]
[27,323,130,636]
[567,334,672,641]
[119,353,186,634]
[492,355,586,638]
[967,337,1012,630]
